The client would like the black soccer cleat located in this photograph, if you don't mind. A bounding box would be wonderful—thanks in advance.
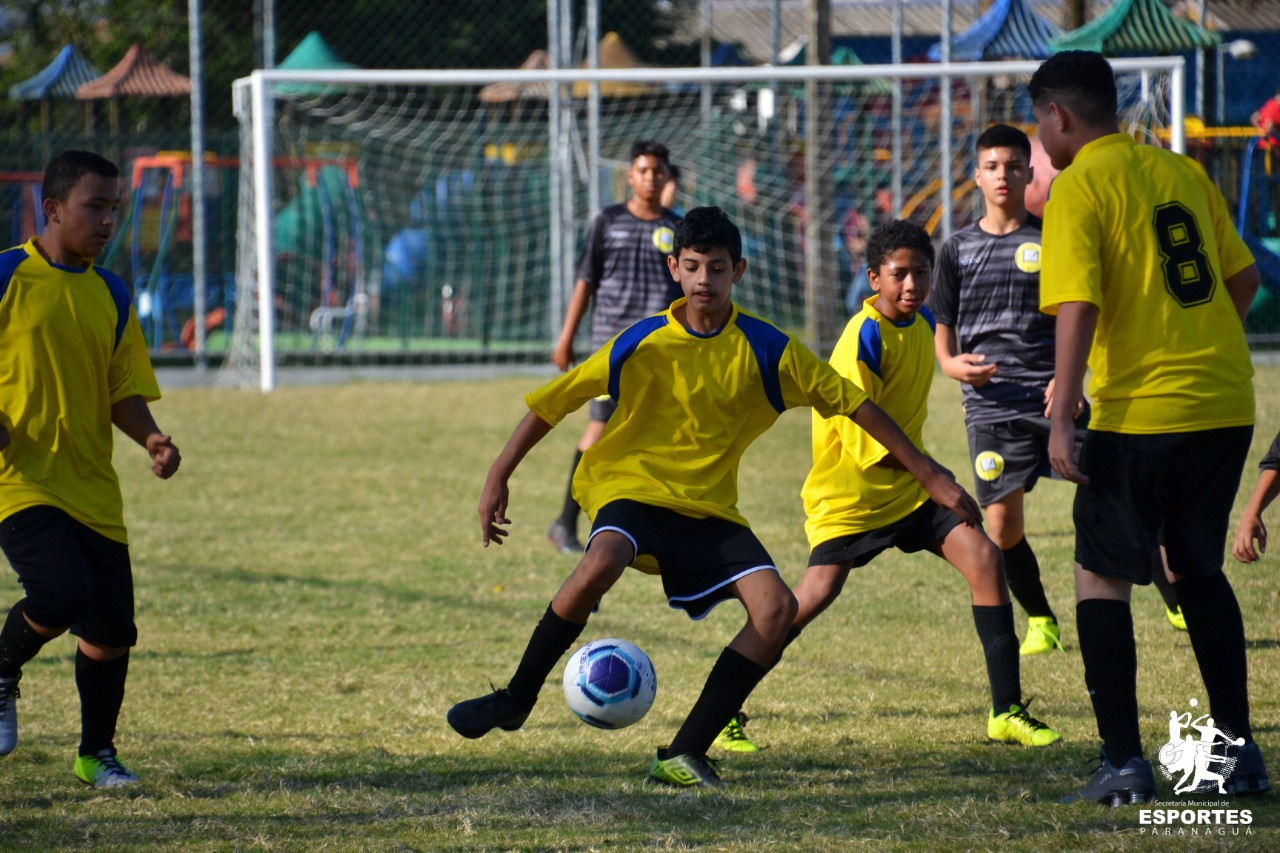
[447,688,532,739]
[1062,751,1156,807]
[1225,741,1271,796]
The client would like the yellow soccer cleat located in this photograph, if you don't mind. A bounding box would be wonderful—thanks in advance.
[711,712,760,753]
[988,700,1062,747]
[1019,616,1064,655]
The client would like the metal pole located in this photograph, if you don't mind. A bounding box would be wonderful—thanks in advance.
[891,0,903,215]
[1196,0,1207,118]
[939,0,953,242]
[250,73,275,392]
[587,0,601,216]
[1171,61,1186,154]
[263,0,275,69]
[805,0,837,353]
[548,0,564,340]
[701,0,712,127]
[560,0,575,316]
[189,0,208,368]
[1215,48,1225,125]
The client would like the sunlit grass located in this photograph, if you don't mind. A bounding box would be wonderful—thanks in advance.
[0,366,1276,849]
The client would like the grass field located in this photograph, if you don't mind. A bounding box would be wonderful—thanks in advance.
[1,364,1278,850]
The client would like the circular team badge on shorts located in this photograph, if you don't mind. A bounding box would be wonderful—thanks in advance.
[653,226,675,254]
[1014,242,1041,273]
[975,450,1005,481]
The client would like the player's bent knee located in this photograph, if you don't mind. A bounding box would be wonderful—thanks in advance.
[24,591,93,634]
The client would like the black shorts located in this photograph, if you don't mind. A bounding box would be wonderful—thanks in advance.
[588,397,618,423]
[0,505,137,647]
[589,499,776,620]
[1073,426,1253,583]
[967,413,1087,506]
[808,500,964,568]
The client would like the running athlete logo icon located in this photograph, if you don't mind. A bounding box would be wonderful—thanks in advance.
[974,450,1005,481]
[1156,698,1245,795]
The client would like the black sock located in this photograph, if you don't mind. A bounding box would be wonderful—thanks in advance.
[1177,573,1252,743]
[668,647,768,757]
[506,604,585,708]
[1002,538,1054,620]
[76,648,129,756]
[1150,557,1180,611]
[1076,598,1141,765]
[556,451,584,529]
[0,600,52,679]
[972,604,1020,714]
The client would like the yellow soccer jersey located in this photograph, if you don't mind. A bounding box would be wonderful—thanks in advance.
[803,298,936,547]
[525,298,870,534]
[1040,134,1255,434]
[0,238,160,543]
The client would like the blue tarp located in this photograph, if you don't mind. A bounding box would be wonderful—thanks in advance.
[927,0,1062,61]
[9,44,101,100]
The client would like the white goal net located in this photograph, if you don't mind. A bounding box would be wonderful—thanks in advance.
[227,58,1185,390]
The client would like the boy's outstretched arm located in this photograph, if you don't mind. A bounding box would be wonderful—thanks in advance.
[850,399,982,527]
[111,395,180,479]
[1233,468,1279,563]
[479,411,554,546]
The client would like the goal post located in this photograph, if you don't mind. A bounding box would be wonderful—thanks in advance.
[227,57,1185,391]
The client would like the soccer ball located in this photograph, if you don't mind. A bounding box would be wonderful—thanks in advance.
[562,638,657,729]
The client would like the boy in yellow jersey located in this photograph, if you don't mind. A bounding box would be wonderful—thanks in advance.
[783,220,1060,748]
[0,151,181,787]
[1031,51,1269,805]
[448,207,980,787]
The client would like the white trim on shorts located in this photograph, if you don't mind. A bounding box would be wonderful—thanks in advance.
[667,564,778,621]
[586,525,638,563]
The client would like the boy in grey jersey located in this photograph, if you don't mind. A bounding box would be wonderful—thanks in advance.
[548,141,682,554]
[931,124,1080,655]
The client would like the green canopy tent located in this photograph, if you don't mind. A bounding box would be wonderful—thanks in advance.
[1050,0,1221,54]
[275,31,360,96]
[8,44,103,156]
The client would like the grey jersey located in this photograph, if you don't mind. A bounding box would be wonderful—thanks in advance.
[930,217,1058,426]
[1261,429,1280,473]
[575,203,682,350]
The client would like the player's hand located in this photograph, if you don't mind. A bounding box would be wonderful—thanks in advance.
[478,474,512,547]
[1043,378,1086,419]
[552,340,576,372]
[1232,514,1267,563]
[944,353,998,387]
[920,461,982,527]
[1048,421,1088,484]
[146,433,180,479]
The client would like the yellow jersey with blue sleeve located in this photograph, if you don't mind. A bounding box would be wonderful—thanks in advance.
[0,237,160,543]
[803,297,936,546]
[1039,133,1255,434]
[525,298,870,529]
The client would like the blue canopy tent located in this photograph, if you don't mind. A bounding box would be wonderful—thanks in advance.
[8,44,103,153]
[927,0,1062,61]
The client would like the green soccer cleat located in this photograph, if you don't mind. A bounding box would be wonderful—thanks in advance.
[647,748,724,788]
[988,700,1062,747]
[1166,606,1188,631]
[711,712,760,753]
[1019,616,1064,655]
[74,749,140,788]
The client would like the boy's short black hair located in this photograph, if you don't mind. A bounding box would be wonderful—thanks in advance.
[866,219,934,273]
[43,150,119,203]
[975,123,1031,162]
[629,140,670,166]
[1027,50,1118,128]
[673,206,742,263]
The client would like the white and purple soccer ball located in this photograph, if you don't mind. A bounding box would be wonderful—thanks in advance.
[562,638,657,729]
